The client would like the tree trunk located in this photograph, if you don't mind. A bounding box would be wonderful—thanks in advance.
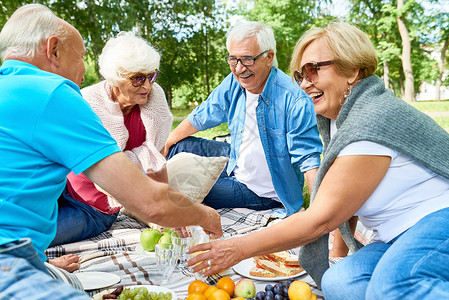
[436,35,449,101]
[399,68,405,99]
[383,61,390,89]
[204,26,210,96]
[397,0,415,102]
[166,86,172,109]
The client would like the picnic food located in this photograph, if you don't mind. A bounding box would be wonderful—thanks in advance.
[188,280,210,294]
[250,251,304,278]
[234,278,256,299]
[209,288,231,300]
[288,280,317,300]
[216,277,235,297]
[140,228,163,251]
[92,286,173,300]
[186,292,208,300]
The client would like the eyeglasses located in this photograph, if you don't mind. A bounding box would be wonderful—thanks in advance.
[294,60,335,85]
[127,70,159,87]
[225,50,269,66]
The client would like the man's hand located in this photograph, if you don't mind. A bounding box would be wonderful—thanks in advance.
[200,206,223,239]
[49,254,80,273]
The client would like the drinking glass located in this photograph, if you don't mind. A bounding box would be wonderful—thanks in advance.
[171,231,193,267]
[188,226,210,280]
[155,243,181,285]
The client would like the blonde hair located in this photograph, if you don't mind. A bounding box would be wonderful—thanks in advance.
[290,22,377,80]
[99,31,160,87]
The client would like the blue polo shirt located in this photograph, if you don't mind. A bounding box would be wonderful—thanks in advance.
[0,60,121,261]
[188,67,322,216]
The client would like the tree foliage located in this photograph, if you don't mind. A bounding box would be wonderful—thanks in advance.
[1,0,448,102]
[239,0,334,72]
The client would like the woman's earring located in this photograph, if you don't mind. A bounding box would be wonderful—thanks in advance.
[339,84,351,106]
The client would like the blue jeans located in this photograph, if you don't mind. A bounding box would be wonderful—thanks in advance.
[166,136,282,210]
[0,238,90,299]
[322,207,449,299]
[50,188,119,247]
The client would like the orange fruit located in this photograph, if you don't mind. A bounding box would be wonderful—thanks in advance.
[208,289,231,300]
[186,293,208,300]
[217,277,235,297]
[231,298,245,300]
[204,286,219,298]
[188,280,209,295]
[288,280,313,300]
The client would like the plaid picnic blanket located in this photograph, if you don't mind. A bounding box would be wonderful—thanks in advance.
[45,207,277,260]
[45,207,374,299]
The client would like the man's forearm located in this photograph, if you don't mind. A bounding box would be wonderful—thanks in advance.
[304,167,318,193]
[85,152,222,236]
[166,119,198,146]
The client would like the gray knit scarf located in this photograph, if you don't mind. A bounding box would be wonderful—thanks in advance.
[298,75,449,288]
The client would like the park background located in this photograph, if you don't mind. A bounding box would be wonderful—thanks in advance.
[1,0,449,205]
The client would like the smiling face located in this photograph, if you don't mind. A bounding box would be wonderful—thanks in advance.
[299,38,357,120]
[228,36,273,94]
[113,72,154,114]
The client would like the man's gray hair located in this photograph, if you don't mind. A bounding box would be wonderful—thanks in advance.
[99,31,161,87]
[0,4,67,61]
[226,21,278,68]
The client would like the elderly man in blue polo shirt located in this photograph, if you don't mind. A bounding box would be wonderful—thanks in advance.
[0,4,222,299]
[164,21,322,217]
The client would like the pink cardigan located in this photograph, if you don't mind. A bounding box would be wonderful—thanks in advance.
[67,81,173,213]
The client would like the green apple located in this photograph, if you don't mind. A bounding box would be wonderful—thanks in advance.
[234,278,256,298]
[140,228,162,252]
[158,232,172,244]
[162,228,175,234]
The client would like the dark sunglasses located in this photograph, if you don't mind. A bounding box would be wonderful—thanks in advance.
[127,70,159,87]
[294,60,335,85]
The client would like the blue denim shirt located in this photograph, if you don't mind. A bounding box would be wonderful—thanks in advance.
[188,67,322,215]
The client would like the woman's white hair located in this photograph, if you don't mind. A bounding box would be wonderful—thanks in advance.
[0,4,67,60]
[99,32,161,87]
[226,21,278,68]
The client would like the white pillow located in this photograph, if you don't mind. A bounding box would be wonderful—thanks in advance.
[166,152,229,203]
[121,152,228,228]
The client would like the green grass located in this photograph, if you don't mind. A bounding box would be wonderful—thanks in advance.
[410,99,449,112]
[171,120,230,139]
[433,117,449,129]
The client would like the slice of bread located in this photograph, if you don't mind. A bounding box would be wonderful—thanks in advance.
[268,251,300,266]
[249,266,276,278]
[257,259,304,277]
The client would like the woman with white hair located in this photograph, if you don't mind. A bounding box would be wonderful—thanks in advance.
[50,32,173,246]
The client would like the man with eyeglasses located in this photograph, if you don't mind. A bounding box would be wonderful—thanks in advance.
[163,21,323,217]
[0,4,222,298]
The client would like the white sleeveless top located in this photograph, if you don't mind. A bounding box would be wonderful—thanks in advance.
[338,139,449,243]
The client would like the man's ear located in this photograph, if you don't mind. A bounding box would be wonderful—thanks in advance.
[266,50,274,65]
[46,36,61,66]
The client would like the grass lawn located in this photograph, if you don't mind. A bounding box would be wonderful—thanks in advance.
[171,100,448,208]
[410,99,449,112]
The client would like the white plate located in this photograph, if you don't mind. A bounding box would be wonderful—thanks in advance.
[76,271,121,290]
[232,258,306,281]
[135,243,156,257]
[92,284,178,300]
